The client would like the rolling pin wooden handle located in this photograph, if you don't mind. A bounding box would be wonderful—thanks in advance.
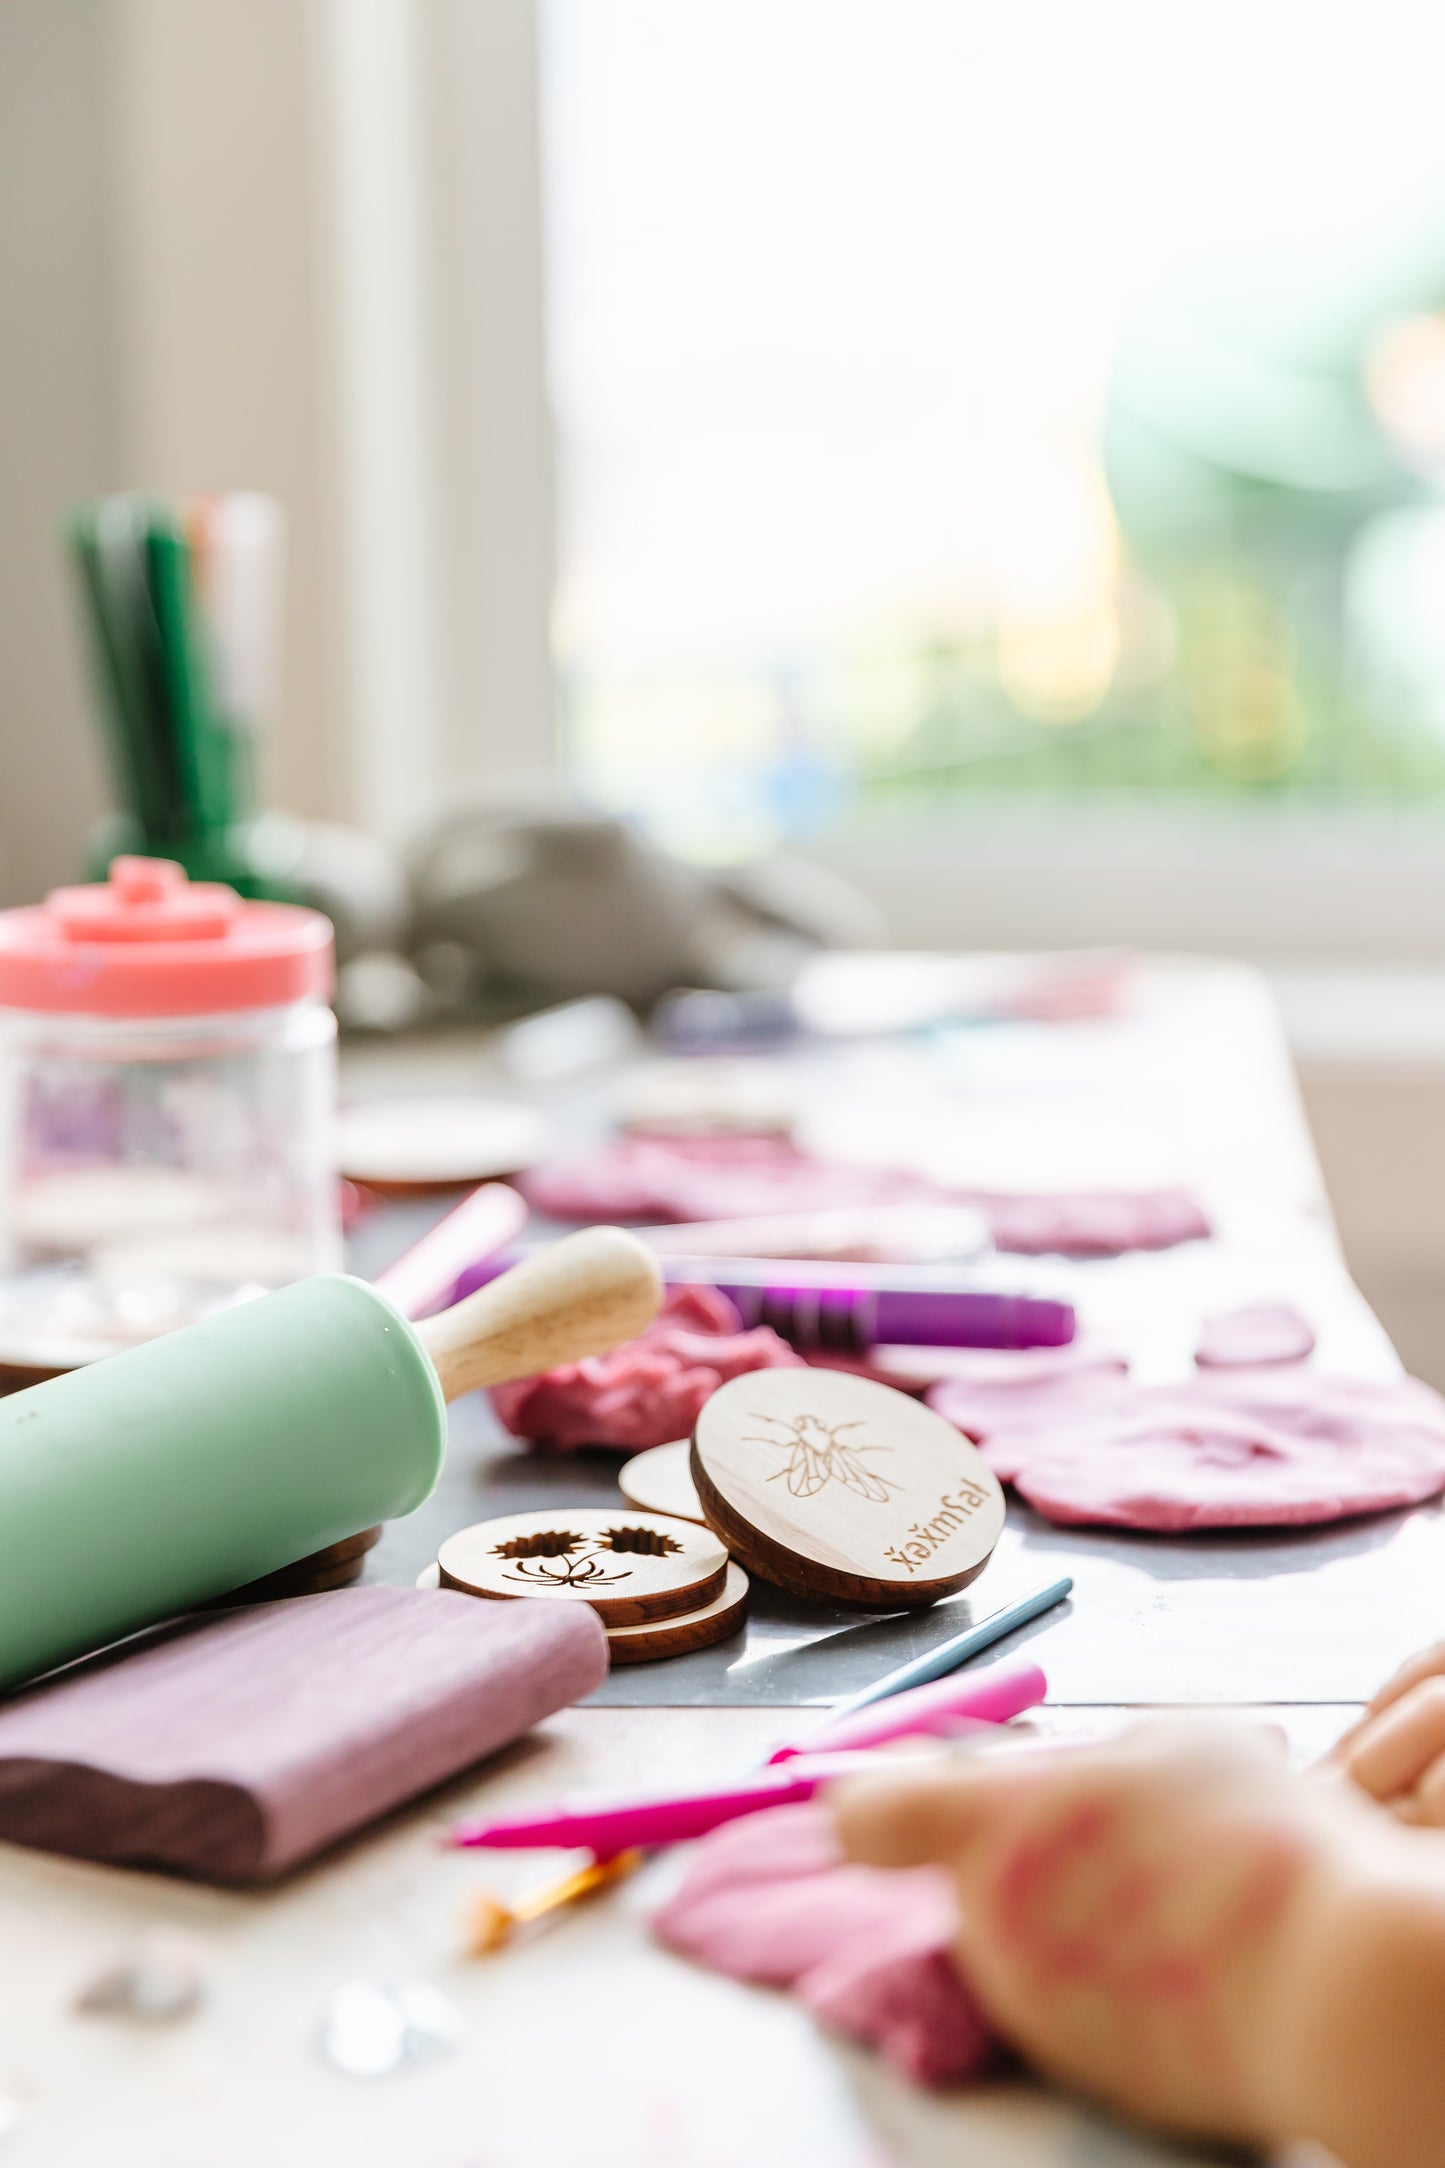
[413,1226,663,1402]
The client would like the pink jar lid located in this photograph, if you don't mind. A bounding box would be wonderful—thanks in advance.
[0,858,334,1017]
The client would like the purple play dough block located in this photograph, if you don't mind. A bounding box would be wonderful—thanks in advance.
[0,1587,608,1883]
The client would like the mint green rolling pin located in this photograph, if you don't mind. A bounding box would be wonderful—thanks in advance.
[0,1228,661,1691]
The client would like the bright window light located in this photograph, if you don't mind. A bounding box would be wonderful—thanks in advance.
[542,0,1445,855]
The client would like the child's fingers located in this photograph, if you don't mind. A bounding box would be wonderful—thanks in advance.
[1407,1753,1445,1827]
[1339,1680,1445,1802]
[1364,1642,1445,1719]
[1330,1650,1445,1764]
[831,1752,1043,1870]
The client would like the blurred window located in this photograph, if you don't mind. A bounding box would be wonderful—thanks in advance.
[541,0,1445,857]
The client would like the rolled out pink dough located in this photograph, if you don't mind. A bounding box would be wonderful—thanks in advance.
[926,1338,1131,1452]
[977,1371,1445,1531]
[1195,1302,1316,1368]
[522,1134,1210,1258]
[653,1802,995,2087]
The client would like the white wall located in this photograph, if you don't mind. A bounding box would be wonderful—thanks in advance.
[423,0,556,785]
[0,0,556,899]
[108,0,344,829]
[1301,1062,1445,1389]
[0,0,113,905]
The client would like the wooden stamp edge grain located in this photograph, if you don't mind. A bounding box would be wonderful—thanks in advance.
[604,1562,750,1664]
[438,1557,727,1626]
[420,1555,749,1661]
[689,1439,998,1610]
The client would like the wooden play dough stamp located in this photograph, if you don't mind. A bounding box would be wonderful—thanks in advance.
[217,1526,382,1605]
[416,1557,749,1664]
[337,1098,551,1193]
[436,1509,727,1627]
[691,1368,1005,1609]
[618,1439,705,1524]
[604,1561,750,1664]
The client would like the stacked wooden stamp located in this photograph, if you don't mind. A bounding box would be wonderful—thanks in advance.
[689,1369,1005,1608]
[215,1526,383,1603]
[618,1438,705,1523]
[418,1509,746,1663]
[428,1366,1006,1668]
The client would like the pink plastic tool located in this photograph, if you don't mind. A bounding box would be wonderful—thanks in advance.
[449,1663,1048,1857]
[449,1751,906,1856]
[373,1182,528,1320]
[767,1659,1047,1763]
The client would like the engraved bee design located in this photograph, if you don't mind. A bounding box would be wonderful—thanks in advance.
[745,1409,900,1503]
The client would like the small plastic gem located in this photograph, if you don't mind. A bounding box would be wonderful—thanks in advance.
[75,1931,205,2024]
[319,1980,463,2077]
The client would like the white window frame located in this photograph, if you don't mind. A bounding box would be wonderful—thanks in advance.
[316,0,557,833]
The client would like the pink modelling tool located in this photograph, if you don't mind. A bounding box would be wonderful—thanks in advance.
[767,1658,1047,1763]
[450,1664,1049,1858]
[373,1182,528,1320]
[449,1751,921,1856]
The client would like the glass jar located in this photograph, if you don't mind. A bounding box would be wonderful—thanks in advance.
[0,856,339,1377]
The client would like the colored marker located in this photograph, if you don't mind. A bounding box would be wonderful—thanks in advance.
[801,1576,1072,1737]
[768,1656,1047,1763]
[450,1750,928,1856]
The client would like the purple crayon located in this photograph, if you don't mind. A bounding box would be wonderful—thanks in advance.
[452,1252,1074,1352]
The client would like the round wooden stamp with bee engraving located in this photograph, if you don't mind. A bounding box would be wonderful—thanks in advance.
[437,1509,728,1626]
[691,1368,1005,1608]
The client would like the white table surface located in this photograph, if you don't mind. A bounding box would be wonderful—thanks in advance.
[0,958,1414,2167]
[0,1705,1355,2168]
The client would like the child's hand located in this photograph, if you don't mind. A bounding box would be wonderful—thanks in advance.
[1334,1643,1445,1824]
[832,1722,1358,2148]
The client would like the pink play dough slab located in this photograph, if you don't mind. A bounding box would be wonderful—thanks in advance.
[802,1914,997,2087]
[1195,1302,1316,1368]
[491,1283,803,1450]
[980,1371,1445,1531]
[926,1338,1131,1449]
[976,1188,1209,1256]
[522,1135,1210,1259]
[654,1802,995,2087]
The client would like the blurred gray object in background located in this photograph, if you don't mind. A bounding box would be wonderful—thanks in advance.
[243,814,431,1034]
[245,814,412,963]
[407,784,882,1015]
